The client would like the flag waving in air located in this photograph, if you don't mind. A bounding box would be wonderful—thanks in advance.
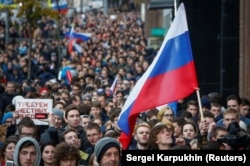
[65,26,92,41]
[110,75,118,95]
[117,3,198,149]
[68,38,83,54]
[67,25,91,55]
[49,0,68,14]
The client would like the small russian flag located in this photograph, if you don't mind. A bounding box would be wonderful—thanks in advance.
[51,0,68,14]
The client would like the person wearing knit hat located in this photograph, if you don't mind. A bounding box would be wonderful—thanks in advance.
[2,112,13,126]
[39,108,64,145]
[39,87,49,96]
[52,108,64,128]
[82,93,92,106]
[52,108,64,119]
[94,137,120,166]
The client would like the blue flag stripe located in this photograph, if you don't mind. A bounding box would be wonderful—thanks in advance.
[149,32,193,78]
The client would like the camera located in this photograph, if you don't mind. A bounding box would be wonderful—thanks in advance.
[219,122,250,149]
[6,160,14,166]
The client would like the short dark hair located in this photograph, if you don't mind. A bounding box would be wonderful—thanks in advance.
[91,101,101,108]
[2,135,18,154]
[20,141,35,151]
[86,122,101,133]
[181,120,198,137]
[211,102,221,107]
[109,107,121,122]
[18,117,37,136]
[186,100,198,108]
[53,101,65,108]
[104,129,120,138]
[198,111,215,121]
[172,117,186,127]
[210,126,227,138]
[64,104,80,118]
[146,108,158,119]
[147,119,160,128]
[62,128,78,142]
[226,94,241,105]
[241,97,250,106]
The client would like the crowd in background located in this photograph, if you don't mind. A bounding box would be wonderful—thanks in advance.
[0,5,249,166]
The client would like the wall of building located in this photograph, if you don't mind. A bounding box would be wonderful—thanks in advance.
[239,0,250,99]
[144,0,240,103]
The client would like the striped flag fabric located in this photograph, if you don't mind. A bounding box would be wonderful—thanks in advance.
[65,26,92,41]
[51,0,68,14]
[117,3,198,149]
[68,38,83,54]
[66,70,72,83]
[67,25,91,55]
[110,75,118,95]
[68,32,92,41]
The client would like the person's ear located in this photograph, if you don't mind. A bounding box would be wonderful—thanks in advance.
[64,117,68,123]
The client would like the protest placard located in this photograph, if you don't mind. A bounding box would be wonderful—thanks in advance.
[15,99,53,125]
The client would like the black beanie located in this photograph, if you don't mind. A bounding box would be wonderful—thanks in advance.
[94,137,120,163]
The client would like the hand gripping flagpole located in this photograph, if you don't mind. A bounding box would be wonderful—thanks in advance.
[196,88,204,121]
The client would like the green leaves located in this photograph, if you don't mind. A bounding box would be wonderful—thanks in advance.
[16,0,59,26]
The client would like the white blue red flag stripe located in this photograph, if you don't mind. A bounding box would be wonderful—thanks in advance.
[51,0,68,14]
[69,32,91,41]
[117,3,198,149]
[68,39,83,54]
[110,75,118,95]
[67,25,90,54]
[65,26,91,41]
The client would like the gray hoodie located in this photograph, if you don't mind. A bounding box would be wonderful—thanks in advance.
[13,137,41,166]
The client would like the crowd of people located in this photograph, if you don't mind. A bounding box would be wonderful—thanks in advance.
[0,4,249,166]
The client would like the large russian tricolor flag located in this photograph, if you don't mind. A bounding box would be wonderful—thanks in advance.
[117,3,198,149]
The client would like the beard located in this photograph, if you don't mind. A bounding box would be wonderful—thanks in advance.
[138,142,148,147]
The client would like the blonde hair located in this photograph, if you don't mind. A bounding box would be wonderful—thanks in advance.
[157,107,174,121]
[133,122,151,134]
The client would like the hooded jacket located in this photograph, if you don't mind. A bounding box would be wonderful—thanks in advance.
[13,137,41,166]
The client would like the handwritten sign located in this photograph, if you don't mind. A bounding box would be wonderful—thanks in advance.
[15,99,53,125]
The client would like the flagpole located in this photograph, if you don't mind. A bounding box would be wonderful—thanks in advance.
[196,88,204,120]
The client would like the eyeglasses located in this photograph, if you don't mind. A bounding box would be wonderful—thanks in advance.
[80,115,89,118]
[87,133,99,138]
[72,88,80,91]
[19,133,35,138]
